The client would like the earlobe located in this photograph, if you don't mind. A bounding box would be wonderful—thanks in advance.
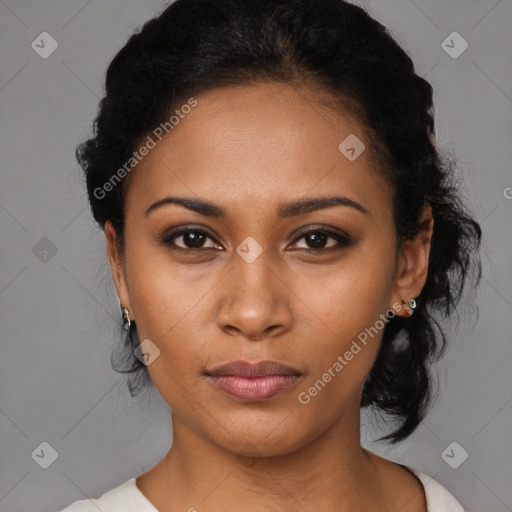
[391,206,434,317]
[397,295,418,317]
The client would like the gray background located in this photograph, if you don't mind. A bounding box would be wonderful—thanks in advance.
[0,0,511,511]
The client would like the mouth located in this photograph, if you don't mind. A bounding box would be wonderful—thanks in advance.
[204,360,302,402]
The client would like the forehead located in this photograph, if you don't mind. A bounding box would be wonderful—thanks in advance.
[125,82,392,219]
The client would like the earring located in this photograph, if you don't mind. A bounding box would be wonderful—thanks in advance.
[400,297,417,316]
[120,303,131,330]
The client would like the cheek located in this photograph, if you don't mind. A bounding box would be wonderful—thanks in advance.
[125,238,208,337]
[292,246,396,403]
[293,294,387,427]
[294,242,396,340]
[127,264,208,415]
[122,246,215,397]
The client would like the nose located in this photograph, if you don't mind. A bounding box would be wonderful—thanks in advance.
[216,253,293,342]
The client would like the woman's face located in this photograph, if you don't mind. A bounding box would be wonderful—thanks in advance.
[106,82,426,457]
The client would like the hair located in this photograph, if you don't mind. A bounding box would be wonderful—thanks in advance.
[76,0,482,443]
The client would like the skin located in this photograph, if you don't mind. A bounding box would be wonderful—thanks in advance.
[105,81,434,512]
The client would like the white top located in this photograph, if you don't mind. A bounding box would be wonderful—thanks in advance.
[55,466,465,511]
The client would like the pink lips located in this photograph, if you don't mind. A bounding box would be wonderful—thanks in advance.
[205,360,301,401]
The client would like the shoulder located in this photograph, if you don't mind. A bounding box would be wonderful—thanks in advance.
[369,451,466,512]
[406,467,466,512]
[53,477,158,512]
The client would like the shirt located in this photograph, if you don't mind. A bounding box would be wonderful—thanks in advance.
[55,466,465,511]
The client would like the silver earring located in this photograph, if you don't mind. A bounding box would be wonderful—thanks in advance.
[401,297,417,316]
[121,304,131,330]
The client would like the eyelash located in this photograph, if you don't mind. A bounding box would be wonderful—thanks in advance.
[159,226,353,253]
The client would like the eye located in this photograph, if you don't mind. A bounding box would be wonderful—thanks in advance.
[160,227,221,251]
[160,226,353,253]
[289,228,353,252]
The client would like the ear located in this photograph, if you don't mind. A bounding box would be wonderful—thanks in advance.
[105,221,133,321]
[390,206,434,317]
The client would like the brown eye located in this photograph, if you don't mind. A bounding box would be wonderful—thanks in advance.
[160,228,220,250]
[290,229,352,251]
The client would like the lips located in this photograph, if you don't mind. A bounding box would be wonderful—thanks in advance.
[206,360,301,378]
[205,360,302,401]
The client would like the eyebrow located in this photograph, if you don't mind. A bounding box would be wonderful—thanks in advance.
[144,195,368,218]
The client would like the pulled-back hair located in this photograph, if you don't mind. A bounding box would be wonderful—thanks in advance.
[77,0,482,443]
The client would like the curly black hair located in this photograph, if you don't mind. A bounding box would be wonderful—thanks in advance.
[77,0,482,443]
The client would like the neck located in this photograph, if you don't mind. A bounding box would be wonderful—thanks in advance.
[137,397,398,512]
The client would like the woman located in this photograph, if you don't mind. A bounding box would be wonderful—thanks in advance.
[57,0,482,510]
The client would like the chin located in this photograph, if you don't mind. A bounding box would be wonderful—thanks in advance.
[207,420,310,459]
